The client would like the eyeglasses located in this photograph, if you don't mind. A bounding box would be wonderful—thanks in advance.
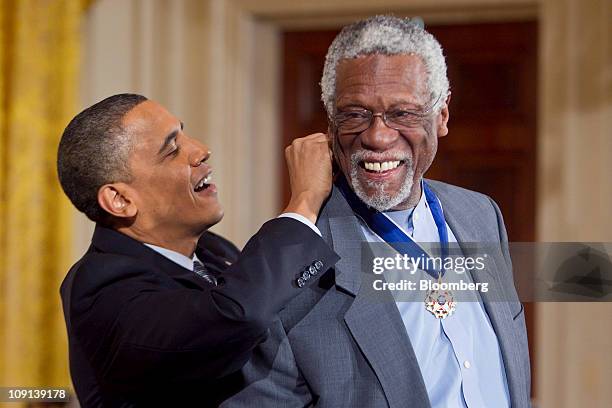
[332,93,444,135]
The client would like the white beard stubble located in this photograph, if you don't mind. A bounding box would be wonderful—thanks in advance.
[348,150,415,211]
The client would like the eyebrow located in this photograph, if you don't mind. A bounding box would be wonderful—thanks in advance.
[157,121,184,155]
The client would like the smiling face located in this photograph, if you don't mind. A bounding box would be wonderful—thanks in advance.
[332,54,449,211]
[120,100,223,245]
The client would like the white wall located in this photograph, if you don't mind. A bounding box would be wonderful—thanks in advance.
[76,0,281,256]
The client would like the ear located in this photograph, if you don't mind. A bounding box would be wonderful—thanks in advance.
[327,125,339,176]
[328,127,346,178]
[436,92,451,138]
[98,184,138,219]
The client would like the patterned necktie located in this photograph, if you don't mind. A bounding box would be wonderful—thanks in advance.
[193,260,218,286]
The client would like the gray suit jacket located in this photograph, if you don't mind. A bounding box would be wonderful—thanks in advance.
[223,180,531,408]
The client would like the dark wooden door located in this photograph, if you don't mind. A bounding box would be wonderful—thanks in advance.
[281,21,537,395]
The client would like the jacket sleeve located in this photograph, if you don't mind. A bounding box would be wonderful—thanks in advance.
[68,217,339,390]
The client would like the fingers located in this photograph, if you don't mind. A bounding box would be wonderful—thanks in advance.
[285,133,330,159]
[283,132,334,222]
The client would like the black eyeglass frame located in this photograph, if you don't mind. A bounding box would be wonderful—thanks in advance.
[330,93,445,136]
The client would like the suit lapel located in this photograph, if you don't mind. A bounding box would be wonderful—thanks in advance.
[319,187,431,408]
[427,181,527,406]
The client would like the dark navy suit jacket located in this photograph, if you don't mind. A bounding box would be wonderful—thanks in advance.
[60,218,338,407]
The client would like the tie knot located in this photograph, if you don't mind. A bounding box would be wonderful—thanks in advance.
[193,260,218,286]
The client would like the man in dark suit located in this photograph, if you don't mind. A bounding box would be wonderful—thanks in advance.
[57,93,339,407]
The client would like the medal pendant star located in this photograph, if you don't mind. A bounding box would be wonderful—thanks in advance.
[425,289,456,319]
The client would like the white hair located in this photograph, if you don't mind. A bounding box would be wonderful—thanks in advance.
[321,15,449,118]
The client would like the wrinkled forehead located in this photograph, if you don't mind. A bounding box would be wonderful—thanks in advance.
[336,53,425,76]
[335,54,430,107]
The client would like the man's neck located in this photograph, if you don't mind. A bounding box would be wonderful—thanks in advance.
[116,226,200,258]
[390,180,423,211]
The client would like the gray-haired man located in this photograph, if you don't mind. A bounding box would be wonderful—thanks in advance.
[224,16,530,408]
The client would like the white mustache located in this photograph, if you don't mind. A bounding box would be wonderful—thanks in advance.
[350,150,412,165]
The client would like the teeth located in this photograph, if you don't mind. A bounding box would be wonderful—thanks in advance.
[363,161,401,173]
[195,174,212,191]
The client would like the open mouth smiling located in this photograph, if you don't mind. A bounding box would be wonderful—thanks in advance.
[359,160,406,173]
[194,172,213,192]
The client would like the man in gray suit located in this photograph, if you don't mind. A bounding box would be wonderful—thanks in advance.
[224,15,531,408]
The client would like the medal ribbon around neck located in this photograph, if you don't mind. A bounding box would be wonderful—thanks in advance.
[336,175,456,318]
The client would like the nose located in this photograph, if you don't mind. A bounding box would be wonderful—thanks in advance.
[359,115,400,152]
[186,136,211,166]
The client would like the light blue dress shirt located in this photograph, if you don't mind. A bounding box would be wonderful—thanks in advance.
[357,189,510,408]
[278,213,322,236]
[144,243,200,270]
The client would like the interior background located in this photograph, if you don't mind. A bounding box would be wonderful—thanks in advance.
[1,1,610,407]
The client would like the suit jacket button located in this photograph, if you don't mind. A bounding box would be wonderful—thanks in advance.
[302,271,311,280]
[314,260,323,270]
[297,277,305,287]
[309,265,317,275]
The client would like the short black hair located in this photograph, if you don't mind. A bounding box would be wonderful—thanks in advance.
[57,93,148,223]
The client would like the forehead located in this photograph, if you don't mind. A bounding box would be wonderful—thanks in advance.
[123,100,180,157]
[335,54,429,107]
[122,100,178,146]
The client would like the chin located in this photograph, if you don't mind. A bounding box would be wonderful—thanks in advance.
[212,208,224,225]
[204,207,224,229]
[190,206,224,235]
